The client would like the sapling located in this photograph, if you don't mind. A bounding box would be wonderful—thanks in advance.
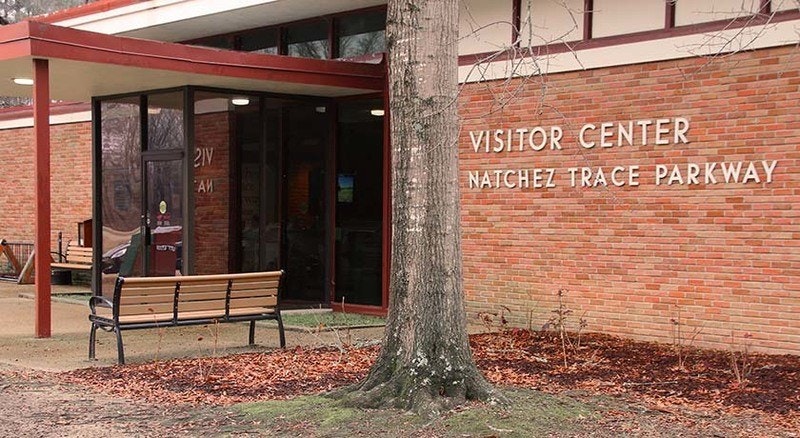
[729,331,753,387]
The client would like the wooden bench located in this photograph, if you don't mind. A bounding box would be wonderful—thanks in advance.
[52,241,93,271]
[88,270,285,364]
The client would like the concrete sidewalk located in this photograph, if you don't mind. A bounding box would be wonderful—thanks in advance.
[0,282,384,372]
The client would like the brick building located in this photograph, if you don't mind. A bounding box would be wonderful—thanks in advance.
[0,0,797,353]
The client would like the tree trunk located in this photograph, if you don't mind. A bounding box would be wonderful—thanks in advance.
[338,0,500,415]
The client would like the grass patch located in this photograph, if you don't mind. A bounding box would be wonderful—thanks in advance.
[50,292,92,305]
[281,312,385,329]
[237,388,599,437]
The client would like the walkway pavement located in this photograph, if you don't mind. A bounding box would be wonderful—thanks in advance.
[0,282,385,372]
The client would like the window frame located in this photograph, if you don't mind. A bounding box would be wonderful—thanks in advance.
[183,5,387,59]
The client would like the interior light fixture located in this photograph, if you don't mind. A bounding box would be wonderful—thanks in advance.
[370,109,385,117]
[12,77,33,86]
[231,97,250,106]
[315,106,327,113]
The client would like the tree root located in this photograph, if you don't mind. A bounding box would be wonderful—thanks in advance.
[333,364,507,418]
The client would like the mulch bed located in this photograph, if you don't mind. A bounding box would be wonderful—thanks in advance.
[60,330,799,424]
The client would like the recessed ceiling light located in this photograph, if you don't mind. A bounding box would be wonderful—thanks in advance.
[315,106,327,113]
[12,77,33,86]
[231,97,250,106]
[370,109,385,117]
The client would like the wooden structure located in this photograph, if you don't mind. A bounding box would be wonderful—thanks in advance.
[88,270,285,364]
[0,239,35,284]
[51,241,93,272]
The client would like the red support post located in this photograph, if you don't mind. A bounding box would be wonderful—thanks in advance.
[33,58,51,338]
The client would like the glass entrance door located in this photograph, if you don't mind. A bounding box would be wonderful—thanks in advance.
[143,158,183,277]
[335,100,384,306]
[282,103,330,302]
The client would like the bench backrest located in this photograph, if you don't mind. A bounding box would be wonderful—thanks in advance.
[113,271,282,318]
[65,242,93,264]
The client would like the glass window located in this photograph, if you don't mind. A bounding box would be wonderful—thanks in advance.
[240,28,279,54]
[192,92,259,275]
[335,99,384,306]
[191,35,234,50]
[147,92,184,151]
[337,10,386,58]
[100,97,142,288]
[286,20,330,59]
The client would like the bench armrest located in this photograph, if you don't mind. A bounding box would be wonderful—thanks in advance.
[89,296,113,315]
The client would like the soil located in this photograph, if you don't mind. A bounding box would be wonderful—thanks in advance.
[0,367,256,437]
[3,330,798,436]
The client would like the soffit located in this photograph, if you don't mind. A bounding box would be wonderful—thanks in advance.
[52,0,387,42]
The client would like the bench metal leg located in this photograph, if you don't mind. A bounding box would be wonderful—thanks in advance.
[115,327,125,365]
[276,310,286,348]
[88,323,98,360]
[248,320,256,346]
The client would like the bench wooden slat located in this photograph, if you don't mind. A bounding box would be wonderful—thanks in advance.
[51,262,92,270]
[178,299,229,313]
[121,271,281,286]
[67,255,93,262]
[178,290,228,302]
[118,302,175,316]
[230,296,277,309]
[230,280,280,291]
[101,307,276,325]
[122,285,178,296]
[230,289,278,299]
[118,294,279,311]
[177,283,229,294]
[119,293,175,305]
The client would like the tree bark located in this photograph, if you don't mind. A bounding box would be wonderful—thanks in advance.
[338,0,501,415]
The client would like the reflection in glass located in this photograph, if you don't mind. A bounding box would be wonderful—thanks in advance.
[192,93,243,274]
[335,100,383,306]
[286,20,329,59]
[148,92,184,151]
[191,35,234,50]
[100,97,142,293]
[337,10,387,58]
[238,100,280,272]
[146,160,183,276]
[241,28,278,54]
[283,103,329,301]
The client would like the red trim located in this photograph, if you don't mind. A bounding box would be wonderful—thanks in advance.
[0,21,385,93]
[665,1,676,29]
[459,9,800,66]
[33,58,51,338]
[329,17,338,59]
[30,0,144,24]
[583,0,593,40]
[512,0,522,47]
[332,302,387,317]
[761,0,772,15]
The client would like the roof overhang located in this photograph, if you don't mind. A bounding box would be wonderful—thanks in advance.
[0,21,385,101]
[42,0,387,43]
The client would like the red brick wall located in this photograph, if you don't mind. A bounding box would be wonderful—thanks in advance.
[459,45,800,354]
[193,112,231,275]
[0,122,92,248]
